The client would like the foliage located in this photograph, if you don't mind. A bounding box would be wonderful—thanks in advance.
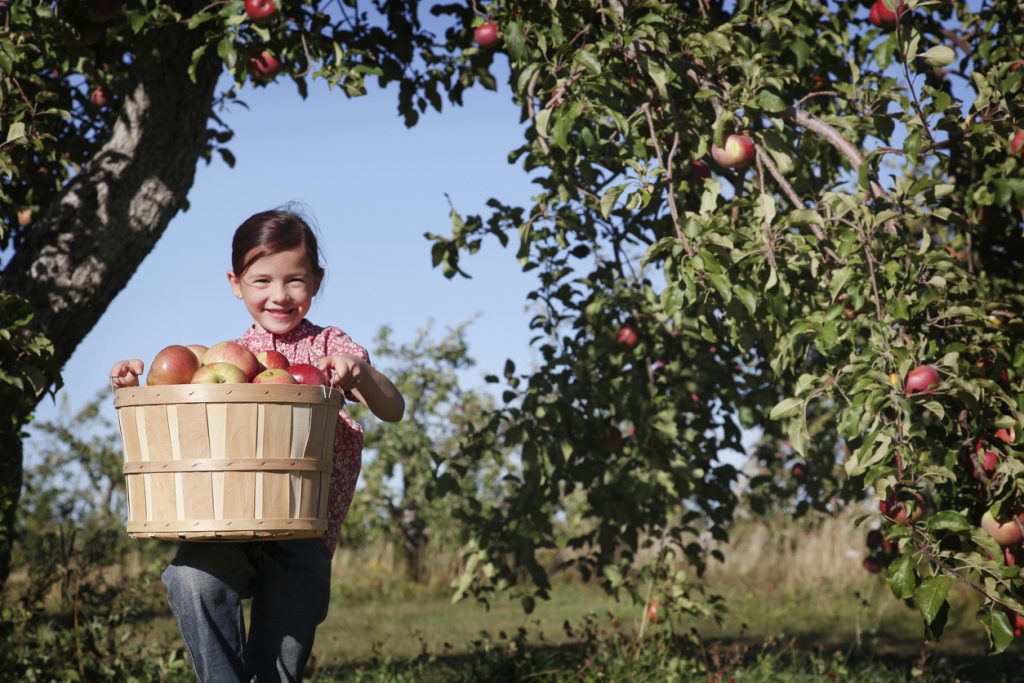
[345,322,506,580]
[421,0,1024,652]
[1,391,186,682]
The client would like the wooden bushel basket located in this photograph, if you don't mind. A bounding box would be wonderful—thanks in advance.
[113,384,341,541]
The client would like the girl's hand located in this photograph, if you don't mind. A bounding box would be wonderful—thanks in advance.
[317,354,367,392]
[110,359,144,388]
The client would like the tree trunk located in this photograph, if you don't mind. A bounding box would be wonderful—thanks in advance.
[0,21,222,594]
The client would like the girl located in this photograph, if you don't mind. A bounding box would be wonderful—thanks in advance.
[109,208,404,682]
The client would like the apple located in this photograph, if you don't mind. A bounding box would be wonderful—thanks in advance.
[86,0,118,22]
[186,344,208,364]
[287,363,327,386]
[1011,129,1024,156]
[257,349,289,370]
[17,207,32,227]
[689,160,711,181]
[249,50,283,81]
[616,324,639,347]
[245,0,278,22]
[1007,609,1024,638]
[90,86,109,107]
[862,556,884,574]
[868,0,904,29]
[645,600,661,623]
[474,22,499,47]
[78,22,104,46]
[879,491,925,525]
[203,341,261,381]
[711,134,755,169]
[1004,546,1024,567]
[982,511,1024,546]
[192,362,248,384]
[996,427,1016,445]
[791,462,807,480]
[253,368,298,384]
[146,345,201,386]
[904,364,939,395]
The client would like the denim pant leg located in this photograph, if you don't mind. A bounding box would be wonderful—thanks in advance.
[243,539,333,682]
[162,543,257,683]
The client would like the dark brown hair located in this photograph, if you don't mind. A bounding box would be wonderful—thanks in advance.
[231,208,324,277]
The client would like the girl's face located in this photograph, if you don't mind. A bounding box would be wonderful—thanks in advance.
[227,246,322,335]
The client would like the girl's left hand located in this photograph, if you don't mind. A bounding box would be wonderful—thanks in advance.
[317,354,367,392]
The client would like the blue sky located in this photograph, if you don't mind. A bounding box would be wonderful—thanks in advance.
[30,58,541,429]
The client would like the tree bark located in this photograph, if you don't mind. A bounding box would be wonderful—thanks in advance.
[0,21,222,594]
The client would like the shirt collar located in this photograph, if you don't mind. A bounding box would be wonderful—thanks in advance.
[242,318,316,346]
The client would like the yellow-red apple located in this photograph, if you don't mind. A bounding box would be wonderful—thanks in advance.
[711,134,755,169]
[147,345,200,386]
[253,368,298,384]
[982,511,1024,546]
[203,341,260,381]
[192,362,247,384]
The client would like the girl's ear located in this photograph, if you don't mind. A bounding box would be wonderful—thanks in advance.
[227,270,243,299]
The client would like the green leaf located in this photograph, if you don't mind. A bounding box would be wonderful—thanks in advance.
[535,108,551,138]
[770,397,803,421]
[985,608,1015,654]
[922,401,945,420]
[504,21,526,61]
[918,46,956,68]
[755,90,786,113]
[707,272,732,304]
[573,49,601,76]
[913,575,953,626]
[600,184,628,219]
[887,554,917,600]
[5,121,25,144]
[216,37,236,70]
[924,510,971,533]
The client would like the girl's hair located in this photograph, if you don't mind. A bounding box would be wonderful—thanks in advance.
[231,208,325,277]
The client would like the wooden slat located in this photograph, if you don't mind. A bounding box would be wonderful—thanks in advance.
[261,403,292,519]
[141,405,177,524]
[175,403,214,521]
[222,403,257,520]
[118,407,146,524]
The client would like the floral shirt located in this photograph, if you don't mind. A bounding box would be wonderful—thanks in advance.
[237,319,367,553]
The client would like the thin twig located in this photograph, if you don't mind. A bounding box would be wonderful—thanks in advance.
[757,146,845,265]
[643,103,695,256]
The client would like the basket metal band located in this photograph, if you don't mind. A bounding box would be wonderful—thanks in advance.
[123,458,331,474]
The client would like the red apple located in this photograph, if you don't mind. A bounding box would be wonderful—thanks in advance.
[904,364,939,395]
[203,341,260,381]
[645,600,661,623]
[982,511,1024,546]
[192,362,248,384]
[711,134,755,169]
[287,363,327,386]
[996,427,1016,445]
[616,324,638,347]
[17,207,32,226]
[146,345,201,386]
[689,160,711,181]
[1011,129,1024,156]
[253,368,298,384]
[257,349,290,370]
[186,345,208,364]
[90,86,109,107]
[879,491,925,525]
[1009,609,1024,638]
[862,556,884,573]
[868,0,904,29]
[249,50,283,81]
[244,0,278,22]
[86,0,118,23]
[474,22,499,47]
[1004,546,1024,567]
[791,462,807,480]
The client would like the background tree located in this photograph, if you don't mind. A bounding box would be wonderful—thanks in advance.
[425,0,1024,651]
[0,0,493,592]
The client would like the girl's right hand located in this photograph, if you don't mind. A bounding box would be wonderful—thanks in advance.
[110,359,144,388]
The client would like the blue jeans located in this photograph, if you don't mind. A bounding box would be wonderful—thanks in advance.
[162,539,332,683]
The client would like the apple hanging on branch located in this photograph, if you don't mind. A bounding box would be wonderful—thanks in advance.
[868,0,905,29]
[245,0,278,23]
[473,21,499,47]
[711,134,755,169]
[904,364,940,395]
[616,324,639,347]
[249,50,283,81]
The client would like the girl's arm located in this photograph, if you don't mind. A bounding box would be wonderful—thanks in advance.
[318,354,405,422]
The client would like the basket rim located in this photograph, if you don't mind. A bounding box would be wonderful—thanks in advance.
[114,383,343,408]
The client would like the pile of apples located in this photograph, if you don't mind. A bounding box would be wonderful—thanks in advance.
[144,342,326,387]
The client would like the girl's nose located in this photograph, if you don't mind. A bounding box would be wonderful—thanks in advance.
[269,284,291,303]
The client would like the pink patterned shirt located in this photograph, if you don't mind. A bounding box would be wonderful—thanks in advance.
[237,319,367,553]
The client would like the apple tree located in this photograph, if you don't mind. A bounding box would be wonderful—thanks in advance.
[425,0,1024,649]
[0,0,497,592]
